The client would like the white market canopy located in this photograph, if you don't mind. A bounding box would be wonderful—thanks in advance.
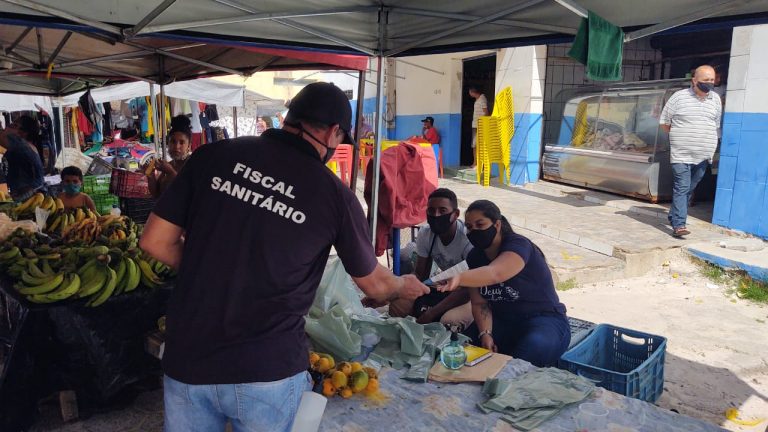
[54,78,246,107]
[0,91,52,112]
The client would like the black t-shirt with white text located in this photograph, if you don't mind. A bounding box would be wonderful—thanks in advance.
[153,129,378,384]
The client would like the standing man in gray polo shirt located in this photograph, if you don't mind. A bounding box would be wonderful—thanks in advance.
[660,65,721,237]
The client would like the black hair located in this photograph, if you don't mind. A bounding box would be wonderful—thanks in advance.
[428,188,458,210]
[16,115,40,145]
[468,86,480,94]
[466,199,547,260]
[168,115,192,140]
[61,165,83,180]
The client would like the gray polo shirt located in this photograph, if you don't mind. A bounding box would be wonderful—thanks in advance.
[660,87,721,164]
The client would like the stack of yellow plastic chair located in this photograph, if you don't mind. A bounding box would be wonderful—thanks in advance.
[476,86,515,186]
[571,100,589,147]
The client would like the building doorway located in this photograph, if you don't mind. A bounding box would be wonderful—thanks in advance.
[461,55,496,166]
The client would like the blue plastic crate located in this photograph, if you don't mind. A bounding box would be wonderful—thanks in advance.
[559,324,666,403]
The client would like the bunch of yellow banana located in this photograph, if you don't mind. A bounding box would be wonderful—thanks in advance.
[45,207,98,237]
[62,218,102,245]
[13,192,64,218]
[0,189,11,202]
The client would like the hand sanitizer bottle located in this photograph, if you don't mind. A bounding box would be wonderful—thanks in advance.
[440,330,467,370]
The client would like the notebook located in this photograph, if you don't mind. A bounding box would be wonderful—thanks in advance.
[465,344,493,366]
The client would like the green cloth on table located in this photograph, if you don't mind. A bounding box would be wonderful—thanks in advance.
[479,367,594,431]
[305,305,362,360]
[568,10,624,81]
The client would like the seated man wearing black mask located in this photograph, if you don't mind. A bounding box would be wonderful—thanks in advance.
[366,188,474,328]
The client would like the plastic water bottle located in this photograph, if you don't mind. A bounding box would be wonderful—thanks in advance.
[440,331,467,370]
[110,205,121,216]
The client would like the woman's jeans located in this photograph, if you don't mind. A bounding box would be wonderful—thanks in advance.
[465,312,571,368]
[163,371,311,432]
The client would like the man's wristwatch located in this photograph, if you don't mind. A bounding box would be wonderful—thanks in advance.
[478,329,493,339]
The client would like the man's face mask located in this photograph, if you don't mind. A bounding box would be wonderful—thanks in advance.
[696,81,715,93]
[427,212,455,235]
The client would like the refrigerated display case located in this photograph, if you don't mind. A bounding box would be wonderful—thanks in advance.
[542,79,690,202]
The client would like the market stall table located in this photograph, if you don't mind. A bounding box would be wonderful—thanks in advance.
[319,358,725,431]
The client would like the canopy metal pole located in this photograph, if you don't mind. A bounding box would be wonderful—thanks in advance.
[233,107,238,138]
[369,56,384,242]
[150,82,159,154]
[350,69,365,192]
[159,55,169,159]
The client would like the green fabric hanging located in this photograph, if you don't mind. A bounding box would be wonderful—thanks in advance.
[568,11,624,81]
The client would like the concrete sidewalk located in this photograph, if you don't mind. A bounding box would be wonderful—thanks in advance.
[438,177,739,283]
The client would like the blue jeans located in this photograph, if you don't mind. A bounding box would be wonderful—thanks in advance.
[163,371,311,432]
[466,313,571,367]
[669,161,708,229]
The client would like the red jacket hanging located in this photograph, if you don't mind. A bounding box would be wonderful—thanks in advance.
[364,141,438,256]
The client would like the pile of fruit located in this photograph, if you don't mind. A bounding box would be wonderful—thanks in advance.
[0,191,173,307]
[11,192,65,220]
[309,351,380,399]
[0,227,172,306]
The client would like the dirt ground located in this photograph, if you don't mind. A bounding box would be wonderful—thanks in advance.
[558,255,768,432]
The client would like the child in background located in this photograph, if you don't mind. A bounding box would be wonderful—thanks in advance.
[58,166,97,213]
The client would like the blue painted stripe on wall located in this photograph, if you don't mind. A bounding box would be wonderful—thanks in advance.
[713,112,768,239]
[392,112,544,185]
[392,113,462,168]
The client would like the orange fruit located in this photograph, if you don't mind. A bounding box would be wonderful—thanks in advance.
[365,378,379,395]
[340,387,353,398]
[322,379,335,397]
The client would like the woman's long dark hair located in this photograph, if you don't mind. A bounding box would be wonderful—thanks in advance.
[466,199,546,259]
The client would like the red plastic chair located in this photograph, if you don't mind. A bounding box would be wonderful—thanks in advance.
[329,144,354,186]
[359,139,374,178]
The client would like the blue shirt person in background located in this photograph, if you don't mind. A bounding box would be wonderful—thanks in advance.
[0,116,45,201]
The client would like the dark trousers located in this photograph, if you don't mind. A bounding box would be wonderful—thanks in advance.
[464,312,571,367]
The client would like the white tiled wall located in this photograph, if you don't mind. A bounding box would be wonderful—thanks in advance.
[743,78,768,113]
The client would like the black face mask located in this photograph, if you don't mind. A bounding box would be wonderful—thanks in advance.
[467,225,497,250]
[427,213,454,235]
[696,82,715,93]
[293,123,337,163]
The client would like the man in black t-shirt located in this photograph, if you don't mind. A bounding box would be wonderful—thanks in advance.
[140,82,429,432]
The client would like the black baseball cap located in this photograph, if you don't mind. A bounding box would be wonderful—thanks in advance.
[421,116,434,124]
[285,82,354,144]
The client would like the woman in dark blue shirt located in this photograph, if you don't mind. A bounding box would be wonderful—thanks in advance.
[437,200,570,367]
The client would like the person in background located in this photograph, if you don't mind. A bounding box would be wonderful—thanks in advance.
[139,82,428,432]
[421,116,441,144]
[469,87,488,168]
[0,116,46,201]
[382,188,473,328]
[256,116,268,135]
[58,166,97,212]
[357,115,374,139]
[659,65,721,237]
[147,115,192,198]
[437,200,570,368]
